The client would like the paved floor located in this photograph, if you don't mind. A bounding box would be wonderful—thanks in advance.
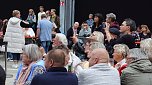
[0,53,21,85]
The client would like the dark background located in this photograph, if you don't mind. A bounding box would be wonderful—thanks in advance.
[0,0,151,30]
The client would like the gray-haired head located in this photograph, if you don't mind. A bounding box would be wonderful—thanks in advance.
[55,33,68,46]
[128,48,148,61]
[89,31,105,50]
[23,44,42,62]
[124,18,136,32]
[140,38,152,63]
[113,44,129,58]
[106,13,116,20]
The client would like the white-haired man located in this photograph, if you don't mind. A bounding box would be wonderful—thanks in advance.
[52,33,81,73]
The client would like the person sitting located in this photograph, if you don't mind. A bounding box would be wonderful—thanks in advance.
[52,33,81,73]
[113,44,129,75]
[31,49,78,85]
[23,27,35,45]
[78,48,120,85]
[15,44,45,85]
[79,22,91,37]
[121,48,152,85]
[0,65,6,85]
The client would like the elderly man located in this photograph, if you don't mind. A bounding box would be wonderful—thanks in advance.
[52,33,81,73]
[78,48,120,85]
[31,49,78,85]
[67,22,80,49]
[121,48,152,85]
[140,38,152,63]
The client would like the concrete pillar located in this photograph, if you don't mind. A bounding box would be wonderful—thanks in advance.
[60,0,75,34]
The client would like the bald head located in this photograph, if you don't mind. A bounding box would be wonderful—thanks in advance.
[89,48,109,67]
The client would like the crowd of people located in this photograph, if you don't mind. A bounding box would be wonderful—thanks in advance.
[0,5,152,85]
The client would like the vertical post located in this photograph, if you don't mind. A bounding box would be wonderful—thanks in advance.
[4,42,7,73]
[4,42,13,78]
[59,0,65,33]
[60,0,75,35]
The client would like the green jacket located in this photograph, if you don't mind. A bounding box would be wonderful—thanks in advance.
[121,59,152,85]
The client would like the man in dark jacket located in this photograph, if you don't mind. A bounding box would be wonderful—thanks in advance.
[31,49,78,85]
[104,18,136,49]
[0,65,6,85]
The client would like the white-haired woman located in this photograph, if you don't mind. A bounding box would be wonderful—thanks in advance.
[121,48,152,85]
[113,44,129,75]
[15,44,45,85]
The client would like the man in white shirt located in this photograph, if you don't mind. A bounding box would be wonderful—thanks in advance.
[38,6,46,22]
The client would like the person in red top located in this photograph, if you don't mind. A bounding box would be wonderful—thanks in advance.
[113,44,129,75]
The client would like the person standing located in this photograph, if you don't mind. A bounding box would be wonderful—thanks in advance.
[3,10,29,68]
[50,9,60,28]
[86,14,94,28]
[37,6,45,22]
[26,9,36,33]
[36,14,53,53]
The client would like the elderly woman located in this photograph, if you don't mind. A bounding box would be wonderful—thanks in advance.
[121,48,152,85]
[113,44,129,75]
[15,44,45,85]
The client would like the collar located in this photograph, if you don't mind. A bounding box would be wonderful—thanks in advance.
[47,67,67,72]
[115,59,126,69]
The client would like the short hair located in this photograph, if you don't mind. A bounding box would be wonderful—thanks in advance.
[53,45,70,55]
[106,13,116,21]
[140,38,152,52]
[12,10,20,17]
[55,33,68,46]
[128,48,148,61]
[89,14,93,16]
[51,9,56,12]
[82,21,88,24]
[39,6,44,8]
[41,14,47,19]
[47,49,65,66]
[124,18,136,32]
[23,44,42,62]
[113,44,129,58]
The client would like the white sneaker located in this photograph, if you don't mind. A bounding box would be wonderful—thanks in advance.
[12,64,18,69]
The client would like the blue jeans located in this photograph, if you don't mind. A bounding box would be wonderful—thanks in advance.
[41,41,51,53]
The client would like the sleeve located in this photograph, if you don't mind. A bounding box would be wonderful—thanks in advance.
[20,21,30,28]
[121,71,127,85]
[25,65,45,85]
[78,71,85,85]
[32,15,36,23]
[73,40,85,54]
[37,21,41,29]
[31,65,45,79]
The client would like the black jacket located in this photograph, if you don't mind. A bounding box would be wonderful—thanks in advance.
[31,67,78,85]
